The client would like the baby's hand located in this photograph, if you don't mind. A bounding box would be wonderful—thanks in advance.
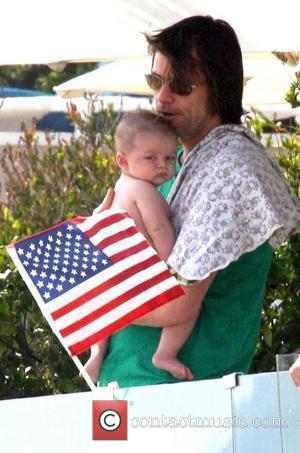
[81,354,104,384]
[289,356,300,388]
[92,188,115,215]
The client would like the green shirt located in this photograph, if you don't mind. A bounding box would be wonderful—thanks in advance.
[99,141,273,388]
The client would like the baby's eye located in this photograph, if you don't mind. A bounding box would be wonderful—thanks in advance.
[166,156,176,161]
[145,156,155,160]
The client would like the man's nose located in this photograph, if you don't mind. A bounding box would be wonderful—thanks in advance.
[155,81,173,104]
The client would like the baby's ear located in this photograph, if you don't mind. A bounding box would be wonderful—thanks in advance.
[116,151,128,170]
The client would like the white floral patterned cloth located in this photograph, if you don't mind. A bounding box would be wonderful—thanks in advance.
[167,125,300,282]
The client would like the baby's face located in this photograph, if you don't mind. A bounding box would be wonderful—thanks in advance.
[123,132,177,186]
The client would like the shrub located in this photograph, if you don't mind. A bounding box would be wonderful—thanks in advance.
[0,99,118,398]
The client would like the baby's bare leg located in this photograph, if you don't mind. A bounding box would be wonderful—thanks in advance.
[152,321,195,380]
[83,339,109,383]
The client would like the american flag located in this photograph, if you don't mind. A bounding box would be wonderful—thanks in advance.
[7,209,184,356]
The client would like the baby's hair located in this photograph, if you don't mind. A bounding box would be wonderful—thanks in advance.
[115,109,177,153]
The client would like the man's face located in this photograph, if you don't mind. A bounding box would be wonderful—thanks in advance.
[151,52,221,151]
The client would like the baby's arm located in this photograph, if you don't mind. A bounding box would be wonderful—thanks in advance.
[134,182,175,260]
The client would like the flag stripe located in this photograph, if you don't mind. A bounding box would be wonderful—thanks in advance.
[51,254,161,320]
[101,232,146,259]
[96,226,138,249]
[59,269,172,337]
[82,213,129,237]
[109,240,149,263]
[65,278,183,347]
[68,285,184,356]
[54,260,167,330]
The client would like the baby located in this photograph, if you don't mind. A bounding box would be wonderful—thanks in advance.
[84,110,195,383]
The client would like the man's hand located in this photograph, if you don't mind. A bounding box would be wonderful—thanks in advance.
[92,188,115,215]
[289,356,300,388]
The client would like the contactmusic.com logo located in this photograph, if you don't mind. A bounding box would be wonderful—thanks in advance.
[92,400,128,440]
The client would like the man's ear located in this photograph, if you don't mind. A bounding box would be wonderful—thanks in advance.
[116,152,128,171]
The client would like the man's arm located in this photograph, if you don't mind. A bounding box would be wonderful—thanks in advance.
[134,271,216,327]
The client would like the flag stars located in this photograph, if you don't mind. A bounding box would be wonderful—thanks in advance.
[23,260,29,266]
[47,282,54,290]
[39,240,44,246]
[53,265,58,272]
[29,243,36,251]
[71,269,77,276]
[48,235,54,242]
[57,231,63,237]
[50,274,57,281]
[69,277,75,284]
[46,244,52,251]
[59,275,66,282]
[30,269,37,277]
[44,292,51,300]
[37,281,44,288]
[40,271,47,279]
[18,248,24,255]
[101,259,108,265]
[67,225,73,231]
[56,284,63,292]
[80,271,87,277]
[26,252,32,259]
[37,248,42,255]
[75,235,82,241]
[91,265,97,271]
[62,267,68,274]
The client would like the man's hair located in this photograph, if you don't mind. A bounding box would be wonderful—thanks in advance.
[115,109,177,153]
[146,15,243,124]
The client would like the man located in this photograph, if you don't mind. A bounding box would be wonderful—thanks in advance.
[98,15,300,388]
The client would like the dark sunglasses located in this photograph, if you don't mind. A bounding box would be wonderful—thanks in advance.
[145,73,205,96]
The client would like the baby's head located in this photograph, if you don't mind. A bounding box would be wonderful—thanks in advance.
[115,109,177,186]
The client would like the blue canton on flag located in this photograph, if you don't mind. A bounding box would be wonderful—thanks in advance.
[15,223,111,303]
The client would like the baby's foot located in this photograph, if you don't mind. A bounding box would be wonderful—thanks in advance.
[152,353,194,380]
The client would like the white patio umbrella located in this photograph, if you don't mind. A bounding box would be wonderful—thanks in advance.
[54,54,298,118]
[0,0,299,67]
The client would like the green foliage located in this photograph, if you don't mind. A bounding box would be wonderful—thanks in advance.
[0,63,97,94]
[246,109,300,373]
[0,99,118,398]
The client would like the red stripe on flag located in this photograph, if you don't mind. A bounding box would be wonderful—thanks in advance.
[69,285,184,356]
[97,226,137,250]
[59,269,172,337]
[51,254,161,321]
[84,213,129,238]
[109,240,149,263]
